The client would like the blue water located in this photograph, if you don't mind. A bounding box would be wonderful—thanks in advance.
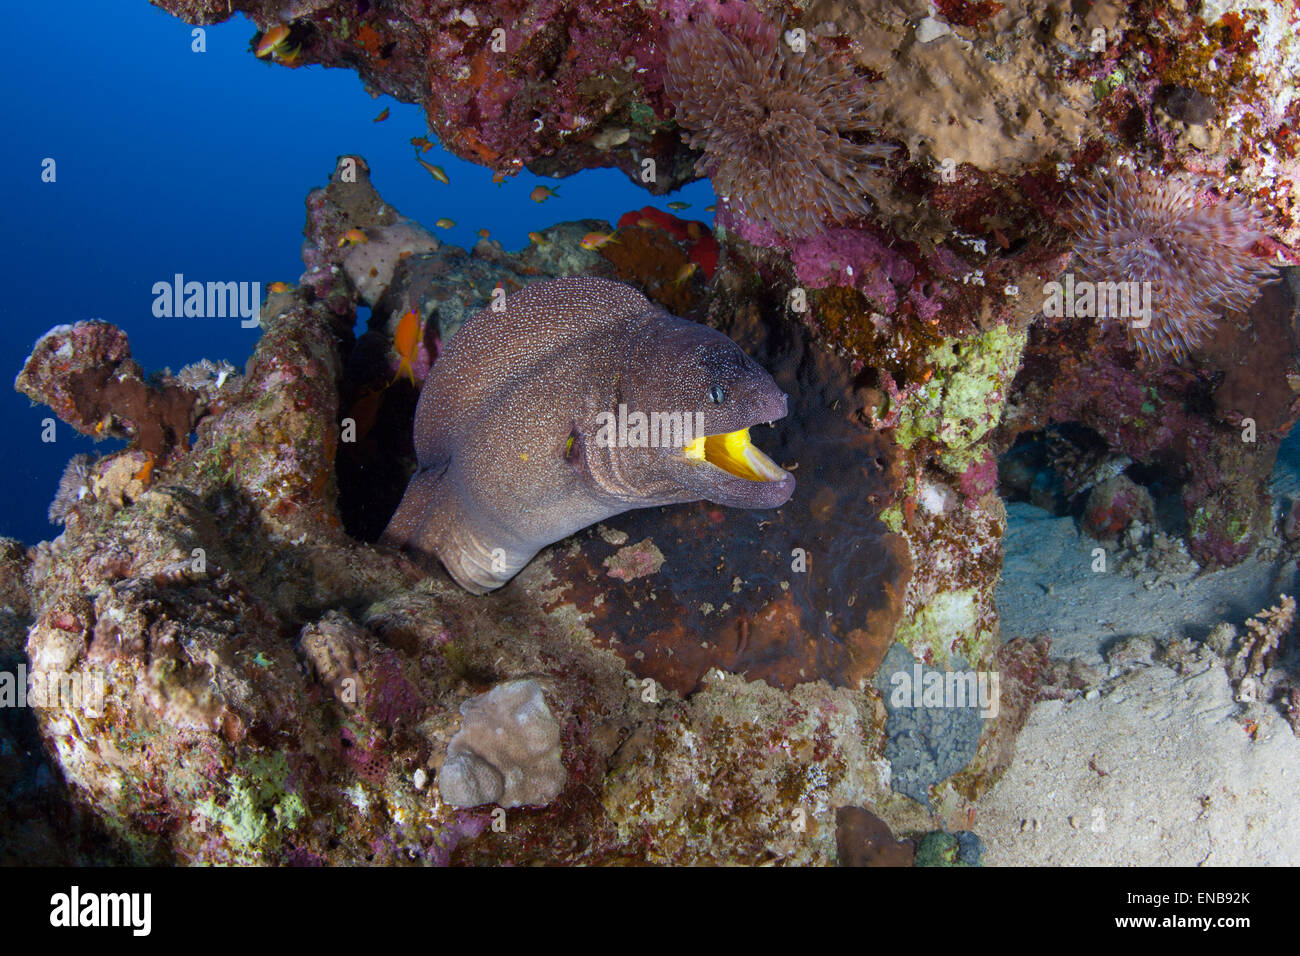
[1,1,712,545]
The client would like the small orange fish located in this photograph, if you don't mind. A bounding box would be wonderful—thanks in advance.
[393,309,421,385]
[580,231,619,251]
[434,218,456,229]
[667,201,690,211]
[704,204,717,212]
[672,262,698,285]
[374,107,390,122]
[268,281,292,294]
[255,24,290,58]
[337,228,368,247]
[636,218,657,229]
[527,231,550,247]
[133,453,156,486]
[477,228,490,239]
[530,185,559,203]
[415,155,450,184]
[410,136,434,152]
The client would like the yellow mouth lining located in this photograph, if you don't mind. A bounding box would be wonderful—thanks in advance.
[682,427,788,482]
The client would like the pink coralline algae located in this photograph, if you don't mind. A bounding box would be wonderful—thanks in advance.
[788,227,953,327]
[959,453,999,505]
[792,229,917,314]
[665,5,892,237]
[1063,168,1278,361]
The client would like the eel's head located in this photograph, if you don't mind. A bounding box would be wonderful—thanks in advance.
[620,319,795,509]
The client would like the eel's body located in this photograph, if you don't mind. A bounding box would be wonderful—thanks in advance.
[381,276,794,593]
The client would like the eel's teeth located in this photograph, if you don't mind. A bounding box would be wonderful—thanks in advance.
[741,441,790,482]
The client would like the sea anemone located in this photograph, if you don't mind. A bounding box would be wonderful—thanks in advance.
[48,453,94,524]
[1064,168,1277,361]
[664,8,892,238]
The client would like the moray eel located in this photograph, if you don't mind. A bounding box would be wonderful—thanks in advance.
[381,276,794,593]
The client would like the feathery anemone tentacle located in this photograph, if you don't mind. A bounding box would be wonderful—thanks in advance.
[664,8,892,238]
[1064,168,1277,361]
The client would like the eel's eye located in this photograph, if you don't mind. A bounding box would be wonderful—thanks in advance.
[708,384,725,405]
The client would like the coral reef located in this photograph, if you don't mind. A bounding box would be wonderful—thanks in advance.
[21,0,1300,863]
[143,0,1300,584]
[156,0,695,192]
[0,158,911,863]
[10,150,1072,862]
[1004,272,1300,566]
[439,679,565,808]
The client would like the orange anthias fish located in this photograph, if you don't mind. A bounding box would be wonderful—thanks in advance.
[394,309,422,385]
[530,185,559,203]
[411,136,434,152]
[338,228,368,247]
[374,107,390,122]
[672,262,698,285]
[133,452,156,486]
[415,154,450,185]
[580,231,619,251]
[255,24,290,58]
[268,281,292,294]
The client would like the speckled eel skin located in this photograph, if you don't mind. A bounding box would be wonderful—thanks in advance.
[381,276,794,593]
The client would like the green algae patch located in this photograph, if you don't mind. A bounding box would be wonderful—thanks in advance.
[274,793,308,831]
[880,504,905,534]
[894,325,1027,472]
[195,751,309,855]
[196,778,269,850]
[895,588,988,665]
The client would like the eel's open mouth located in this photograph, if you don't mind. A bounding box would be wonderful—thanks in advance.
[682,427,790,482]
